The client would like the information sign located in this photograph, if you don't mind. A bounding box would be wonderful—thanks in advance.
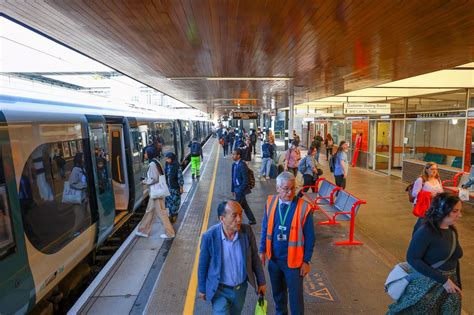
[232,111,258,119]
[343,103,391,115]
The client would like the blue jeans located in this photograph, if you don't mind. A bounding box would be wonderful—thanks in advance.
[260,157,272,177]
[211,282,248,315]
[315,148,321,163]
[268,259,304,315]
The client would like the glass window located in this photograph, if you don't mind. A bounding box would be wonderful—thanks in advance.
[404,119,465,168]
[0,153,15,259]
[154,122,174,162]
[21,142,91,254]
[181,121,192,156]
[91,128,111,194]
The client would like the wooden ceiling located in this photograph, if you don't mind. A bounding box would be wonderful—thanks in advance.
[2,1,474,114]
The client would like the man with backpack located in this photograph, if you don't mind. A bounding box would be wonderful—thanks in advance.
[231,148,257,225]
[250,129,258,155]
[298,146,320,193]
[189,138,203,179]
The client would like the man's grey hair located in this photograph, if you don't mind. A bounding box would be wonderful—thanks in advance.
[276,171,295,188]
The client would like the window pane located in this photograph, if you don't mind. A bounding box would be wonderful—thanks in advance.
[0,152,15,258]
[21,142,91,254]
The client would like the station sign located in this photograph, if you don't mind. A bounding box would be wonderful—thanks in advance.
[232,111,258,119]
[407,111,465,119]
[343,103,391,115]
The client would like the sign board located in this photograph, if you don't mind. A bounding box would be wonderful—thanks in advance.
[343,103,391,115]
[231,111,258,119]
[296,113,335,118]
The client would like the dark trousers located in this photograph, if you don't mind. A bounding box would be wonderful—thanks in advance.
[235,192,256,223]
[334,175,346,189]
[302,174,317,192]
[252,142,257,155]
[222,144,228,157]
[229,141,234,152]
[268,259,304,315]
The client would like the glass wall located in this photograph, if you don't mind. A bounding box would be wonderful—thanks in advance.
[404,118,465,168]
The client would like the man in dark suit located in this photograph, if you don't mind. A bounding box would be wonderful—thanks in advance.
[198,200,266,314]
[231,148,257,225]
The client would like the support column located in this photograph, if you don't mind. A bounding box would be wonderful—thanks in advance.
[287,80,295,150]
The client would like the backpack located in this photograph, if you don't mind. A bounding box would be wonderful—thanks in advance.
[247,165,256,189]
[298,156,309,174]
[191,142,201,155]
[329,154,336,173]
[405,178,425,203]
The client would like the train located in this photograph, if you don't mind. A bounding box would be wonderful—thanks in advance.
[0,91,212,314]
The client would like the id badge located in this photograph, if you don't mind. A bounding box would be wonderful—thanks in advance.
[277,233,287,241]
[278,225,287,232]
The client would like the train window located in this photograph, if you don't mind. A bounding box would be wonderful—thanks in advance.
[154,122,174,160]
[21,142,91,254]
[0,153,15,259]
[90,128,111,193]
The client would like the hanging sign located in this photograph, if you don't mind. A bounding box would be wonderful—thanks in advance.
[232,111,258,119]
[343,103,391,114]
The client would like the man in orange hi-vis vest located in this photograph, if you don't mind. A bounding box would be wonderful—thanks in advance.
[259,171,315,315]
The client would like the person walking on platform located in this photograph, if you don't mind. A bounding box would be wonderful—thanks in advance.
[136,147,175,239]
[164,152,184,224]
[311,131,324,162]
[411,162,443,233]
[198,200,266,314]
[250,129,258,155]
[240,138,252,162]
[232,148,257,225]
[284,141,301,177]
[220,129,228,157]
[260,139,275,180]
[324,133,334,161]
[333,141,349,189]
[189,138,203,179]
[259,171,315,315]
[387,192,463,314]
[299,146,320,193]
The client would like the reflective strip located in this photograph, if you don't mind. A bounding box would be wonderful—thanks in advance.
[288,241,304,247]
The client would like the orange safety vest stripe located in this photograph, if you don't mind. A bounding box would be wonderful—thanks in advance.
[265,195,311,268]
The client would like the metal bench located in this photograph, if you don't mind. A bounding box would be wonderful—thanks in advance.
[299,178,366,246]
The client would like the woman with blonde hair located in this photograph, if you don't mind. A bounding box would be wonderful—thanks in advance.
[411,161,444,232]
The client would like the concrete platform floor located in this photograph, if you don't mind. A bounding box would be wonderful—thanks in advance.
[144,140,474,314]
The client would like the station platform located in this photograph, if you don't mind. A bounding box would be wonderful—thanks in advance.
[70,138,473,315]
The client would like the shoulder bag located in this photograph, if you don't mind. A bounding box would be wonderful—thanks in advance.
[384,231,456,301]
[149,159,170,199]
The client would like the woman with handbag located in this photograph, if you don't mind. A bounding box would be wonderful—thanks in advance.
[387,192,463,314]
[164,152,184,224]
[284,140,301,176]
[411,162,444,233]
[136,147,175,239]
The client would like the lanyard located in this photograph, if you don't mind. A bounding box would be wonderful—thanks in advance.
[278,202,291,226]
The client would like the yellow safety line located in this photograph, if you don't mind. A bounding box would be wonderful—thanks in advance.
[183,144,220,315]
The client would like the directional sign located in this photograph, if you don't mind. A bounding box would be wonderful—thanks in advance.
[232,111,258,119]
[344,103,391,115]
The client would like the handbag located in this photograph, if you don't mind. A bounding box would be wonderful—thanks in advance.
[384,231,456,301]
[254,294,267,315]
[458,188,470,201]
[149,174,170,199]
[62,181,84,204]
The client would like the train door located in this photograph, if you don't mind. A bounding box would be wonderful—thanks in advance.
[86,116,115,245]
[0,112,35,314]
[107,124,130,213]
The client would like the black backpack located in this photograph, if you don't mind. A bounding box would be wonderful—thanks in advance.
[329,154,337,173]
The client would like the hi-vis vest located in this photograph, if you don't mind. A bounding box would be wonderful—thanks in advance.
[265,195,311,268]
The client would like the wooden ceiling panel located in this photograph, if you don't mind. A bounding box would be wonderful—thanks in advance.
[2,1,474,113]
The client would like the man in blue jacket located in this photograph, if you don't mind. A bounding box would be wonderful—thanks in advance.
[231,148,257,225]
[198,200,266,313]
